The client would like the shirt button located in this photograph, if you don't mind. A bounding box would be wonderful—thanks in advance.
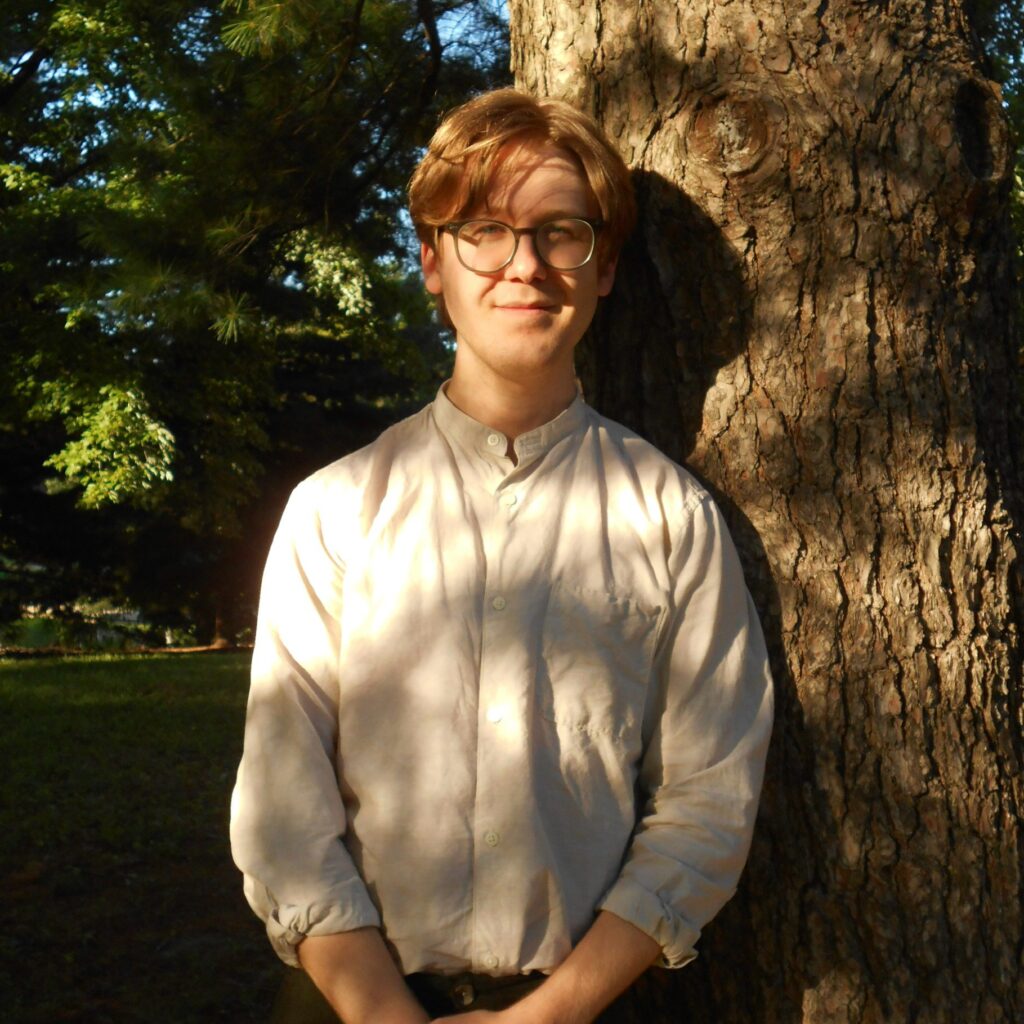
[491,596,506,611]
[500,492,518,509]
[483,953,499,969]
[486,705,505,724]
[486,433,502,448]
[484,830,500,847]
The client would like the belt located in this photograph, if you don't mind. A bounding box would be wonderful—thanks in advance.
[406,970,546,1013]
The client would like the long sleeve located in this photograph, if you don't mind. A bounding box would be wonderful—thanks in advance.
[598,494,774,967]
[229,395,773,977]
[229,480,381,967]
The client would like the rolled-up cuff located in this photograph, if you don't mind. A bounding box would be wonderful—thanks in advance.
[245,875,383,967]
[598,878,700,969]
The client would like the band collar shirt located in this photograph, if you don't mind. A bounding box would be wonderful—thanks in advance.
[230,384,773,976]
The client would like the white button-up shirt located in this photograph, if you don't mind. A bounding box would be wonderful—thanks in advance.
[230,385,773,975]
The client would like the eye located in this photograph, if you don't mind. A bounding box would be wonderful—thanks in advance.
[541,219,588,242]
[460,220,509,243]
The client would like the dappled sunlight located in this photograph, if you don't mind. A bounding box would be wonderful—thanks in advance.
[231,393,771,977]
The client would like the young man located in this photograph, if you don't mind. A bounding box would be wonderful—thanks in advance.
[230,89,773,1024]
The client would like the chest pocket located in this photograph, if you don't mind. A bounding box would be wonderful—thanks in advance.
[538,582,663,753]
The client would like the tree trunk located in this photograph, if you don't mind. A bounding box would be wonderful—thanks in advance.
[509,1,1024,1021]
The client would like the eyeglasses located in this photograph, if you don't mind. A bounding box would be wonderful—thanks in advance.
[442,218,603,273]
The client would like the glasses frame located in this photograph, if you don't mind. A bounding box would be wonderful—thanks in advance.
[442,217,604,274]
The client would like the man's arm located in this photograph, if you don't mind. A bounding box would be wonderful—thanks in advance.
[298,928,430,1024]
[435,911,659,1024]
[598,494,773,966]
[231,479,383,964]
[511,911,658,1024]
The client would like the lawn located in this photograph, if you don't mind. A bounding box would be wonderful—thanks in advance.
[0,653,281,1023]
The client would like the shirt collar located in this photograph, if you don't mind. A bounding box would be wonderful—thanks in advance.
[431,381,588,466]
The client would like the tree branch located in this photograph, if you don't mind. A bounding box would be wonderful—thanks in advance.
[1,47,51,109]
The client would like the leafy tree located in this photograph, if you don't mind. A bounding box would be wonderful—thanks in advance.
[1,0,509,639]
[969,0,1024,378]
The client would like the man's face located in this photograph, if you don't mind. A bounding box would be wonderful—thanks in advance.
[420,143,617,387]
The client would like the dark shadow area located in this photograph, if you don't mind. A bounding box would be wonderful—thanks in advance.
[576,164,816,1024]
[580,169,753,468]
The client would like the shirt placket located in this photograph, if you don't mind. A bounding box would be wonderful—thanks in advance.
[468,459,532,974]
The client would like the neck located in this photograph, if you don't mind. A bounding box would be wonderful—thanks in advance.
[446,362,578,443]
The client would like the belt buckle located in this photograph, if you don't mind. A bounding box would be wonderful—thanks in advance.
[452,981,476,1008]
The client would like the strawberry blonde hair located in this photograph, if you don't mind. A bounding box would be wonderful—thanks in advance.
[408,89,635,264]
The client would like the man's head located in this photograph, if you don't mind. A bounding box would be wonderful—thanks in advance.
[409,90,635,399]
[409,89,636,268]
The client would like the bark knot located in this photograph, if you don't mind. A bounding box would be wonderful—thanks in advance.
[689,87,782,183]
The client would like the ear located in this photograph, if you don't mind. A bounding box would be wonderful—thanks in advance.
[596,255,618,297]
[421,241,443,296]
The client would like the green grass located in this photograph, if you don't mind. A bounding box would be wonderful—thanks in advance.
[0,653,281,1023]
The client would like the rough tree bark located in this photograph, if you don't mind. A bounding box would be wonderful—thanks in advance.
[509,1,1023,1021]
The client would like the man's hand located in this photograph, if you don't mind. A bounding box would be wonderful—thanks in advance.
[436,912,658,1024]
[298,927,430,1024]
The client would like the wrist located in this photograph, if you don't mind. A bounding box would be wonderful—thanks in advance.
[507,983,579,1024]
[340,990,428,1024]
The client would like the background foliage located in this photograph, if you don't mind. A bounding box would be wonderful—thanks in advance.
[969,0,1024,357]
[0,0,509,639]
[1,0,1019,642]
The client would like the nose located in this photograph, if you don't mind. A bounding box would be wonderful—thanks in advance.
[504,231,547,281]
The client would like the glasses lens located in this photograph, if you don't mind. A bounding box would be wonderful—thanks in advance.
[455,221,515,272]
[537,219,595,270]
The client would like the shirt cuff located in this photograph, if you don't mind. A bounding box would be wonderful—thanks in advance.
[245,875,383,967]
[598,877,700,969]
